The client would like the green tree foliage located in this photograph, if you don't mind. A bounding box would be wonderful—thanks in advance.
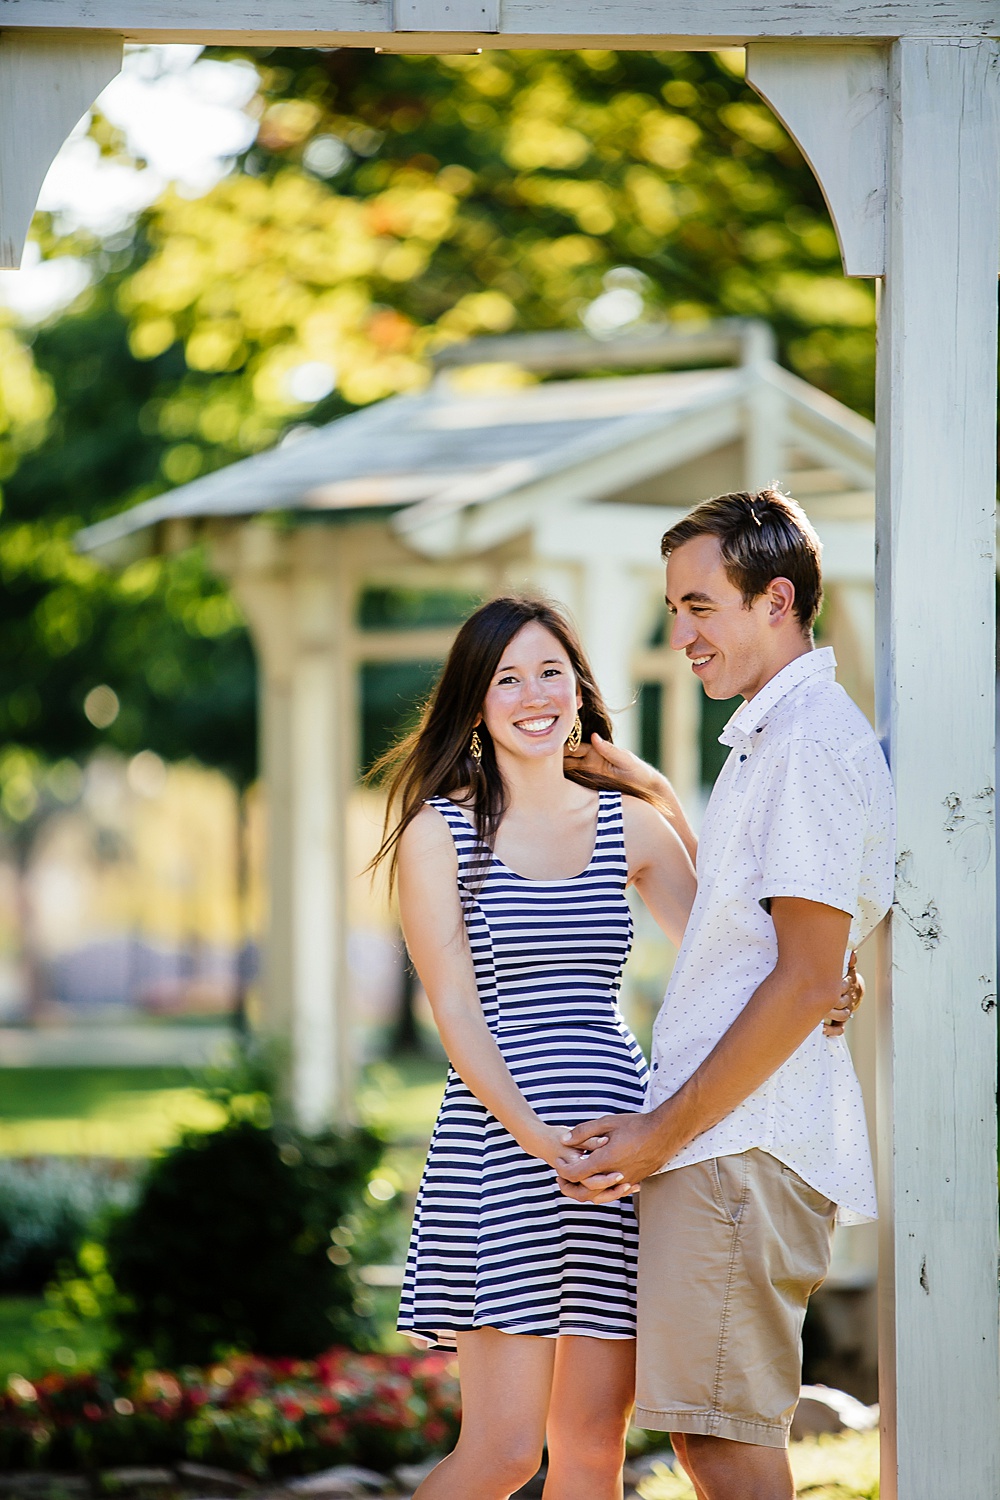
[127,47,874,424]
[0,264,257,791]
[1,46,875,787]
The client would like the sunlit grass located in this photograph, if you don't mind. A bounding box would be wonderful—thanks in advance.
[358,1055,447,1144]
[0,1081,225,1157]
[637,1430,879,1499]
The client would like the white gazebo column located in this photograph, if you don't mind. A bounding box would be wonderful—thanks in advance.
[874,42,1000,1498]
[749,36,1000,1498]
[579,558,644,749]
[217,524,355,1132]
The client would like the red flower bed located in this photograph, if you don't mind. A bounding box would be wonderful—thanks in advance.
[0,1350,461,1477]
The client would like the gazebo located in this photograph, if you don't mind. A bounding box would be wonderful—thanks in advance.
[11,8,999,1495]
[78,321,878,1114]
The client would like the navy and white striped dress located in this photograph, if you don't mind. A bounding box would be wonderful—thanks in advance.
[397,788,648,1349]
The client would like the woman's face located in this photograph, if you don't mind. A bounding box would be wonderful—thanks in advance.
[480,621,582,765]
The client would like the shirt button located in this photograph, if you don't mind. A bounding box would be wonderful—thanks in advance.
[653,1061,659,1071]
[739,754,747,762]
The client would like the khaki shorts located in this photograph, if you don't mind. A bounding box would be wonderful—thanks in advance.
[634,1149,836,1449]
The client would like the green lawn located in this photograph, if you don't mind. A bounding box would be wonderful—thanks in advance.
[0,1054,448,1375]
[0,1066,226,1156]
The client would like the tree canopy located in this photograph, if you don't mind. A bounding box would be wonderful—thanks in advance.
[0,44,875,804]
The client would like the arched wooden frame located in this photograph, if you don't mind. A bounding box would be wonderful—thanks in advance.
[2,10,997,1498]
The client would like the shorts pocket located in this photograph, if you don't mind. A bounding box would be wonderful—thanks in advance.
[779,1163,836,1217]
[712,1153,750,1226]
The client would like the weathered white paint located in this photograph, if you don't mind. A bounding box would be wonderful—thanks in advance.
[1,1,999,43]
[394,0,498,30]
[873,39,1000,1500]
[752,42,1000,1491]
[0,31,122,268]
[746,43,887,277]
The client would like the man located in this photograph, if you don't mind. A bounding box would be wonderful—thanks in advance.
[558,488,895,1500]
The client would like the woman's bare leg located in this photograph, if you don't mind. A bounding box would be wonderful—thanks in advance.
[542,1336,636,1500]
[413,1329,555,1500]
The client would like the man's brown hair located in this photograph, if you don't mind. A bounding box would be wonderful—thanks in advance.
[660,487,823,632]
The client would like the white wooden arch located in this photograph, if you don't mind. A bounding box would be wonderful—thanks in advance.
[8,9,999,1498]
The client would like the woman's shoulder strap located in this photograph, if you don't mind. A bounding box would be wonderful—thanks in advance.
[592,787,628,870]
[425,797,485,871]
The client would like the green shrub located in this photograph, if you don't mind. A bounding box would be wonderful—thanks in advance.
[103,1119,386,1366]
[0,1159,136,1293]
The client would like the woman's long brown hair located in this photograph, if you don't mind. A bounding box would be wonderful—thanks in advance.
[369,594,663,890]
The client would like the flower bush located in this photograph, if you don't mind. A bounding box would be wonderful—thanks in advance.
[0,1349,461,1477]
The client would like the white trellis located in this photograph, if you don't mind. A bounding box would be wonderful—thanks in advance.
[10,6,999,1496]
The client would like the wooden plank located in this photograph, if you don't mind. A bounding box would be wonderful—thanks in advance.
[873,38,1000,1500]
[394,0,498,29]
[746,42,887,276]
[0,31,122,268]
[0,0,998,43]
[431,322,769,373]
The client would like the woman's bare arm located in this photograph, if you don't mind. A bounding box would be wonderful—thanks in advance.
[397,806,581,1170]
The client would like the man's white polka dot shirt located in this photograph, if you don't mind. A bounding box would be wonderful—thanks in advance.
[646,647,895,1224]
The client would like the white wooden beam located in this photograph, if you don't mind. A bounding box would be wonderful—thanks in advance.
[746,42,887,277]
[872,39,1000,1500]
[535,503,874,583]
[0,3,998,44]
[0,31,122,268]
[394,0,498,30]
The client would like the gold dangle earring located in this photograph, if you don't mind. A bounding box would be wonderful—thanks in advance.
[566,713,583,752]
[469,727,483,767]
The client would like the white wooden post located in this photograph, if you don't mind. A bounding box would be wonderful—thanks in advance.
[749,38,1000,1498]
[219,526,355,1132]
[873,42,1000,1498]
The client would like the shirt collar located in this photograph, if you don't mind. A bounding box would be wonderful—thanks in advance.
[718,647,837,747]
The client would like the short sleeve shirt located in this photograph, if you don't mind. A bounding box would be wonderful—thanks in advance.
[645,648,895,1224]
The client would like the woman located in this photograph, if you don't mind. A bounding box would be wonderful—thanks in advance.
[371,595,856,1500]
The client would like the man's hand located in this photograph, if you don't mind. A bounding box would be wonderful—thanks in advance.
[556,1110,672,1204]
[565,731,698,862]
[564,730,663,795]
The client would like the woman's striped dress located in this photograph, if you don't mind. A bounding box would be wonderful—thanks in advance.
[397,788,648,1349]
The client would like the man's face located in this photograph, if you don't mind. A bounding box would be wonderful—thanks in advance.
[665,534,777,701]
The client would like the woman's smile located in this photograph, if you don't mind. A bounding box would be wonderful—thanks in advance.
[514,714,559,737]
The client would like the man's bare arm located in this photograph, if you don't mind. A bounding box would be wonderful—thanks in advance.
[556,897,852,1201]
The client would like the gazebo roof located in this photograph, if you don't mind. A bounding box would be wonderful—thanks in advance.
[78,354,874,562]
